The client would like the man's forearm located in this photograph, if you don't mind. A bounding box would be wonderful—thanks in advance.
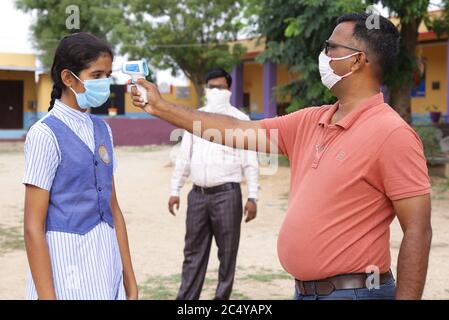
[170,177,184,197]
[171,160,189,196]
[243,167,259,199]
[132,80,272,152]
[396,229,432,299]
[152,100,263,151]
[154,100,235,134]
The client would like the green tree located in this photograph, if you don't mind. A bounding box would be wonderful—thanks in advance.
[251,0,365,113]
[254,0,449,123]
[15,0,125,68]
[369,0,431,123]
[118,0,247,106]
[428,0,449,35]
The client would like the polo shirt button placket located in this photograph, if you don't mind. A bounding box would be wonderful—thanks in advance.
[312,126,341,169]
[312,126,327,169]
[312,144,322,169]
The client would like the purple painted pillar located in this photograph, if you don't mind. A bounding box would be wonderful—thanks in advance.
[263,62,277,118]
[231,64,244,108]
[447,39,449,119]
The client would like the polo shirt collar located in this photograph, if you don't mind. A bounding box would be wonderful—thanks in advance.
[318,92,385,129]
[53,99,91,123]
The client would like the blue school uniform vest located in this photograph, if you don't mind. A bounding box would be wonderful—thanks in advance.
[42,114,114,235]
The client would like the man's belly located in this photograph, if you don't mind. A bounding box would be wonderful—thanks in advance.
[276,199,393,281]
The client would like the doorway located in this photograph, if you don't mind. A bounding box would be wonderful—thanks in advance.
[0,80,24,129]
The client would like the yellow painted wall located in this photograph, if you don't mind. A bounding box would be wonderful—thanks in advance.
[37,73,53,112]
[0,53,36,69]
[243,63,264,113]
[0,70,36,112]
[277,64,296,103]
[164,85,199,108]
[124,91,140,113]
[411,43,447,113]
[243,63,295,113]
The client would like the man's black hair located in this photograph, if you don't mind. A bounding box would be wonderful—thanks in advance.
[205,68,232,88]
[336,12,400,80]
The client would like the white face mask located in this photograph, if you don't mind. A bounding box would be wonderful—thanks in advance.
[318,51,359,90]
[204,88,232,113]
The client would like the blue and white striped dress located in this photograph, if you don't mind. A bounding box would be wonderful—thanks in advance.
[23,99,126,300]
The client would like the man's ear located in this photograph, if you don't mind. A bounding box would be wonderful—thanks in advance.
[60,69,74,88]
[351,52,367,72]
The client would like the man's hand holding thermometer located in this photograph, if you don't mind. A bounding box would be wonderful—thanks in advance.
[127,62,184,121]
[123,59,150,104]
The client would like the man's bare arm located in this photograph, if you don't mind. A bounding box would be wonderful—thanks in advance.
[394,194,432,300]
[130,79,277,153]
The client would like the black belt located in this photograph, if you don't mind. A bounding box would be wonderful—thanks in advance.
[193,182,240,195]
[295,270,395,296]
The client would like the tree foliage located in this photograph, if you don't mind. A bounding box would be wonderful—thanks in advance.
[15,0,125,68]
[370,0,430,122]
[254,0,449,123]
[118,0,247,105]
[16,0,247,106]
[253,0,365,113]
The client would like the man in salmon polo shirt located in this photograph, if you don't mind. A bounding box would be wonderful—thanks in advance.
[130,12,432,300]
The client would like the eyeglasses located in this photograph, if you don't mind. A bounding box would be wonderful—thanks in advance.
[324,39,360,53]
[324,40,368,62]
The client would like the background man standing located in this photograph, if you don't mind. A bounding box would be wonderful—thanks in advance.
[168,69,259,300]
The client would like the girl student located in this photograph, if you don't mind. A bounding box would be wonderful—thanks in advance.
[23,32,137,300]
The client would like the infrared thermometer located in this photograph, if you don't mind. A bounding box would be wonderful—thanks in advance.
[122,59,150,103]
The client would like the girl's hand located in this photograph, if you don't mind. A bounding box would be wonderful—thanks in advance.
[125,277,139,300]
[127,289,139,300]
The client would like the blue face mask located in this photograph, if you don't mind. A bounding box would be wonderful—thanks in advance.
[69,71,111,109]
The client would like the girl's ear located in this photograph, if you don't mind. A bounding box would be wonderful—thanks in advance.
[61,69,74,88]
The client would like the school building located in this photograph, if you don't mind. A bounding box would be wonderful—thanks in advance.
[1,13,448,145]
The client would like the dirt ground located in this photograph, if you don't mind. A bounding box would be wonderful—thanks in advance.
[0,142,448,300]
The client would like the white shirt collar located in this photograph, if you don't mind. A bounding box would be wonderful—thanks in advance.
[53,99,91,122]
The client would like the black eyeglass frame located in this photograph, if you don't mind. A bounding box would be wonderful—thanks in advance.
[324,40,369,62]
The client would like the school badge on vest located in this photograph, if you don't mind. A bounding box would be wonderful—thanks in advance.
[98,145,111,165]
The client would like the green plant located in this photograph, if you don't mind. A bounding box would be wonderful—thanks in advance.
[413,126,443,158]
